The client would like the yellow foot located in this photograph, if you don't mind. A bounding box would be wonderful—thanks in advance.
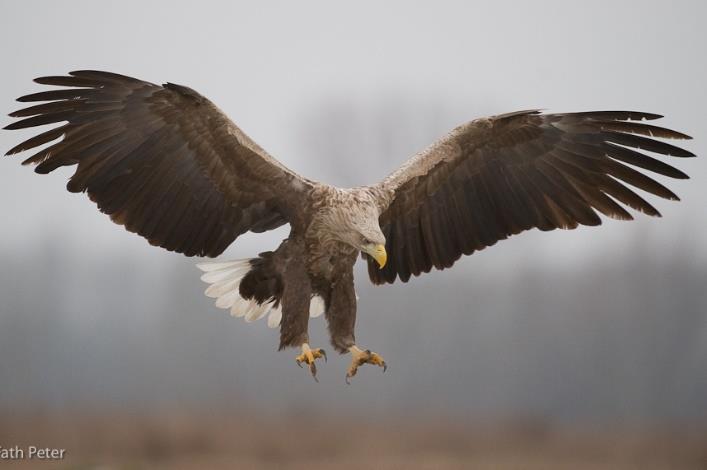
[346,345,387,383]
[295,343,327,382]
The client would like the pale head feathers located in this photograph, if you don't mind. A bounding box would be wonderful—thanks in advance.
[309,187,386,251]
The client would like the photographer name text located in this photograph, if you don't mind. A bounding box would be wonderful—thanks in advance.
[0,445,65,460]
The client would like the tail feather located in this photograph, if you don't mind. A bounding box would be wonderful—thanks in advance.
[245,302,270,323]
[204,279,240,298]
[196,260,244,272]
[309,296,325,318]
[230,296,254,318]
[267,305,283,328]
[197,259,325,328]
[199,265,249,284]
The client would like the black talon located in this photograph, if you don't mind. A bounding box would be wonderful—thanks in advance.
[383,363,387,373]
[321,349,327,362]
[310,363,318,380]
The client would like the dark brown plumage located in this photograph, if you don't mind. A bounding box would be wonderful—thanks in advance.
[5,71,312,257]
[366,110,694,284]
[4,71,696,380]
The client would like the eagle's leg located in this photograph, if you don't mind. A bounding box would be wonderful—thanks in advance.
[278,240,327,381]
[322,270,387,382]
[346,345,387,383]
[295,342,327,381]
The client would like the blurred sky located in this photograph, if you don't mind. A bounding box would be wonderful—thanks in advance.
[0,1,705,423]
[0,0,705,264]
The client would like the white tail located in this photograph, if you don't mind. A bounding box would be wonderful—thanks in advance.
[196,259,325,328]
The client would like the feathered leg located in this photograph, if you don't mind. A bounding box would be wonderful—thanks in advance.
[325,271,386,383]
[324,271,357,353]
[279,241,325,380]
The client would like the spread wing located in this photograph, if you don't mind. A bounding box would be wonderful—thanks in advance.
[5,71,314,257]
[367,110,695,284]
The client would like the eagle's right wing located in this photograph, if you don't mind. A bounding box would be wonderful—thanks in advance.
[5,71,314,257]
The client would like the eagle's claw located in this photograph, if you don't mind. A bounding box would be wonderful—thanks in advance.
[346,346,387,383]
[295,344,326,382]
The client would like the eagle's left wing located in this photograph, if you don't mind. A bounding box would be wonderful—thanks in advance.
[366,110,694,284]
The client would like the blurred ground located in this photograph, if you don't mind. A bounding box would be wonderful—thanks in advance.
[1,411,706,469]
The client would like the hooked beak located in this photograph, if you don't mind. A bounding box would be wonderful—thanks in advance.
[365,244,387,269]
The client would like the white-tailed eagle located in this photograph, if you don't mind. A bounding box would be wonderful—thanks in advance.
[4,71,695,381]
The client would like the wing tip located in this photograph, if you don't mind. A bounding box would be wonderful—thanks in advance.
[3,121,20,131]
[4,143,23,156]
[676,148,697,158]
[32,76,54,85]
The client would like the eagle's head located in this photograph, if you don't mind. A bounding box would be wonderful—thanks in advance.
[321,192,388,269]
[339,211,387,269]
[353,224,387,269]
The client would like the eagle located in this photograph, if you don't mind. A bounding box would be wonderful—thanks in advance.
[4,71,695,382]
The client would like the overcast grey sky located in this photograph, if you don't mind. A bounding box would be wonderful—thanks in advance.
[0,1,705,421]
[1,0,705,264]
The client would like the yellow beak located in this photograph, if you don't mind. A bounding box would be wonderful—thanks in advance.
[368,244,387,269]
